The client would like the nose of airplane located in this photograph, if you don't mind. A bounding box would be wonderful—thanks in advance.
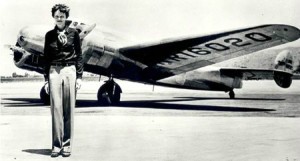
[16,25,49,52]
[17,26,30,47]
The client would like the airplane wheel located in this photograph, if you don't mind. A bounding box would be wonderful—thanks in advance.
[40,85,50,105]
[229,90,235,99]
[97,80,121,106]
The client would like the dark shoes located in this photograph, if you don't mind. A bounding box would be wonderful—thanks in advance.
[50,151,60,158]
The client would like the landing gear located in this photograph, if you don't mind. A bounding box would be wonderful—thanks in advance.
[229,90,235,99]
[97,77,122,106]
[40,83,50,105]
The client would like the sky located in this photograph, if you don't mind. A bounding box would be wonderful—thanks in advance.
[1,0,300,76]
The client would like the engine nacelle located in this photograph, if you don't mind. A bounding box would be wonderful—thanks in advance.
[9,43,44,74]
[273,50,293,88]
[273,71,292,88]
[274,50,293,72]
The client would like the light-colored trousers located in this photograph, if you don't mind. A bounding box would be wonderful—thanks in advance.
[49,65,76,152]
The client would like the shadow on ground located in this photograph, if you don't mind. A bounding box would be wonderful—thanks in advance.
[2,97,277,112]
[1,98,48,107]
[22,149,51,156]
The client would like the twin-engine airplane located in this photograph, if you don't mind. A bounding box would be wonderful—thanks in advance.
[6,20,300,105]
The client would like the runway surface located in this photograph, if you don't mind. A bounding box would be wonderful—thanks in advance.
[1,80,300,160]
[1,80,300,117]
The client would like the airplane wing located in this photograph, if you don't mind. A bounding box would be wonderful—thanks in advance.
[292,74,300,79]
[219,68,292,80]
[118,24,300,79]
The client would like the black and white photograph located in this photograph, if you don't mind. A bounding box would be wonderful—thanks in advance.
[1,0,300,160]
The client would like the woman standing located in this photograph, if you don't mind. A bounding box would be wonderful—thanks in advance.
[44,4,83,157]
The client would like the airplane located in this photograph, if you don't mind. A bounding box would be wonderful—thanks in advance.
[6,19,300,105]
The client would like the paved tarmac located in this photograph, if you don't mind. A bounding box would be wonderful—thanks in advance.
[1,80,300,161]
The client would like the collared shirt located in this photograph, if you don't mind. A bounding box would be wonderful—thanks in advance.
[44,25,83,81]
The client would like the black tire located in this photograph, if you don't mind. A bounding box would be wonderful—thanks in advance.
[97,82,122,106]
[97,82,121,106]
[40,85,50,105]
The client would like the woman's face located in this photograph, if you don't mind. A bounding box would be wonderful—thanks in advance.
[53,10,67,29]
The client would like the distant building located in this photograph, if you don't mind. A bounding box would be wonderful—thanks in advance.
[12,72,24,78]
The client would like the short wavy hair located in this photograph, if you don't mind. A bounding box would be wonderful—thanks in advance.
[51,4,70,18]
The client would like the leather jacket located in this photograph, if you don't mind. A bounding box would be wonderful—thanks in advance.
[44,25,83,81]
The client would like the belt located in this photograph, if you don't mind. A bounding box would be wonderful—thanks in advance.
[51,62,75,66]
